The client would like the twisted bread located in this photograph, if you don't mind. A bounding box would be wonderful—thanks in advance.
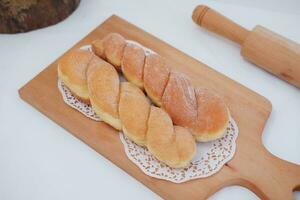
[87,56,122,130]
[91,33,230,142]
[57,49,93,104]
[58,50,196,168]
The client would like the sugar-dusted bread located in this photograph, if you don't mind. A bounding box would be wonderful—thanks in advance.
[57,49,93,103]
[144,54,170,106]
[162,71,197,127]
[192,88,229,141]
[92,33,230,142]
[119,82,150,146]
[147,106,196,168]
[87,56,122,130]
[58,52,197,167]
[91,33,126,70]
[121,43,145,89]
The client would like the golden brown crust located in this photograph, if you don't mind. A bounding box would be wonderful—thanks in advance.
[147,106,196,168]
[192,88,229,142]
[119,82,150,146]
[57,49,93,101]
[87,56,122,130]
[143,54,170,106]
[147,106,180,167]
[121,43,145,88]
[162,71,197,127]
[58,47,197,167]
[174,126,196,167]
[91,39,105,58]
[92,33,126,70]
[91,33,231,142]
[59,33,231,167]
[86,54,102,78]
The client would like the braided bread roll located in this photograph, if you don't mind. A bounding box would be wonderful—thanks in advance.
[58,50,196,168]
[91,33,230,142]
[57,49,93,104]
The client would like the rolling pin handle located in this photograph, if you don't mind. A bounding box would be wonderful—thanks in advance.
[192,5,250,45]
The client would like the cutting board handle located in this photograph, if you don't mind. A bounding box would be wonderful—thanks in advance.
[192,5,249,45]
[245,148,300,199]
[224,138,300,200]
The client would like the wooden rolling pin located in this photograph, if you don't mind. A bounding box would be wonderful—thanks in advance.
[192,5,300,88]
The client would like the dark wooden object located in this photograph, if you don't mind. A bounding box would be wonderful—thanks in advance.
[0,0,80,33]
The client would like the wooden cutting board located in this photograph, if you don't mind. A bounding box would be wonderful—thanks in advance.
[19,15,300,200]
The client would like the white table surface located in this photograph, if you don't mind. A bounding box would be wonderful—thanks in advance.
[1,0,299,199]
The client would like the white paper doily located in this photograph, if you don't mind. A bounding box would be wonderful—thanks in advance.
[58,78,238,183]
[57,79,100,121]
[57,42,239,183]
[120,117,238,183]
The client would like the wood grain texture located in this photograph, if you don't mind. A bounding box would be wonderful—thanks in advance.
[192,5,300,89]
[241,25,300,88]
[192,5,249,45]
[0,0,80,33]
[19,15,300,200]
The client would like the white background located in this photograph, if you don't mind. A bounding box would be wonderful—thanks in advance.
[1,0,299,199]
